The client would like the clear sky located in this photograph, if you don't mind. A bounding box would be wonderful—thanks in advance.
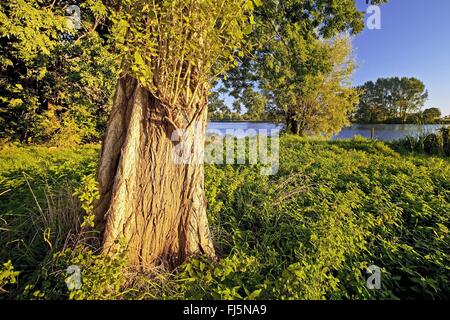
[354,0,450,116]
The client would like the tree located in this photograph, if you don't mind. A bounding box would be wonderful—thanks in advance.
[355,80,391,123]
[355,77,428,123]
[264,36,359,136]
[231,99,242,115]
[233,87,267,120]
[93,0,256,269]
[422,107,442,123]
[395,77,428,123]
[208,90,227,120]
[222,0,389,135]
[0,0,117,144]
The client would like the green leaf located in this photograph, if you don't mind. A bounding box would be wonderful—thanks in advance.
[134,51,145,66]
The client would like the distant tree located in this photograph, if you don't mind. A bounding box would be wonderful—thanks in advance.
[222,0,388,135]
[208,90,228,120]
[232,100,242,115]
[422,107,442,123]
[209,89,245,121]
[266,36,359,136]
[356,81,391,123]
[355,77,428,123]
[395,77,428,123]
[233,87,267,120]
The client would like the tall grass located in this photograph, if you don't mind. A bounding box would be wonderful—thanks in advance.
[390,127,450,157]
[0,144,100,297]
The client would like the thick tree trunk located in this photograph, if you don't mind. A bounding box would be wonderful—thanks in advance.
[94,76,215,269]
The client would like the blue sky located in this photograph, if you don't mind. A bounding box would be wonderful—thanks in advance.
[354,0,450,116]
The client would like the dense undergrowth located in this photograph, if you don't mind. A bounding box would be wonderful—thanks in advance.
[0,136,449,300]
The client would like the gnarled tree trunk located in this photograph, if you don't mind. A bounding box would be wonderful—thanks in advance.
[94,76,215,269]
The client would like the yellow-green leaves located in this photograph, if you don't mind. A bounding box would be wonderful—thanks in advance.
[243,24,253,35]
[0,260,20,290]
[252,0,262,7]
[81,0,108,20]
[110,0,255,108]
[0,0,68,61]
[133,51,144,67]
[74,174,100,229]
[243,0,254,11]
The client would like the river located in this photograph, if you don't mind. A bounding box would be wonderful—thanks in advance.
[207,122,449,141]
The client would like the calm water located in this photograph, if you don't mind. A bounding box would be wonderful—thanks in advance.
[332,124,448,141]
[208,122,284,138]
[208,122,449,141]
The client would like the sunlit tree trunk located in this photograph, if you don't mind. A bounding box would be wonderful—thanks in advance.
[94,76,215,269]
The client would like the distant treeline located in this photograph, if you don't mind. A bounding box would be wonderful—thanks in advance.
[210,76,448,126]
[352,77,447,124]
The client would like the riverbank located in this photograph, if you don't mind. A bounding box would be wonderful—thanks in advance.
[1,136,449,299]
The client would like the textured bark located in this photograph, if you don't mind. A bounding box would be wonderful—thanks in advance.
[94,76,215,269]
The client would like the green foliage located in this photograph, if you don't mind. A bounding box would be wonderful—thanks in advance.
[178,253,264,300]
[0,0,68,61]
[208,86,270,121]
[0,260,20,294]
[73,174,99,228]
[1,136,449,300]
[0,143,99,298]
[234,87,268,120]
[0,1,118,144]
[188,136,450,299]
[223,0,370,134]
[54,245,127,300]
[16,244,127,300]
[355,77,429,124]
[422,108,442,124]
[208,89,243,121]
[110,0,257,112]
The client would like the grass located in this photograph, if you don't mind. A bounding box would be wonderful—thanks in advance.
[0,144,99,292]
[0,136,449,300]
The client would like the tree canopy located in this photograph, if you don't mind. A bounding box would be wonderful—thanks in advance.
[219,0,388,135]
[108,0,257,127]
[422,107,442,123]
[355,77,429,123]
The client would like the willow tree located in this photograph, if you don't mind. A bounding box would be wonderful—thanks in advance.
[266,36,359,137]
[221,0,389,135]
[93,0,256,269]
